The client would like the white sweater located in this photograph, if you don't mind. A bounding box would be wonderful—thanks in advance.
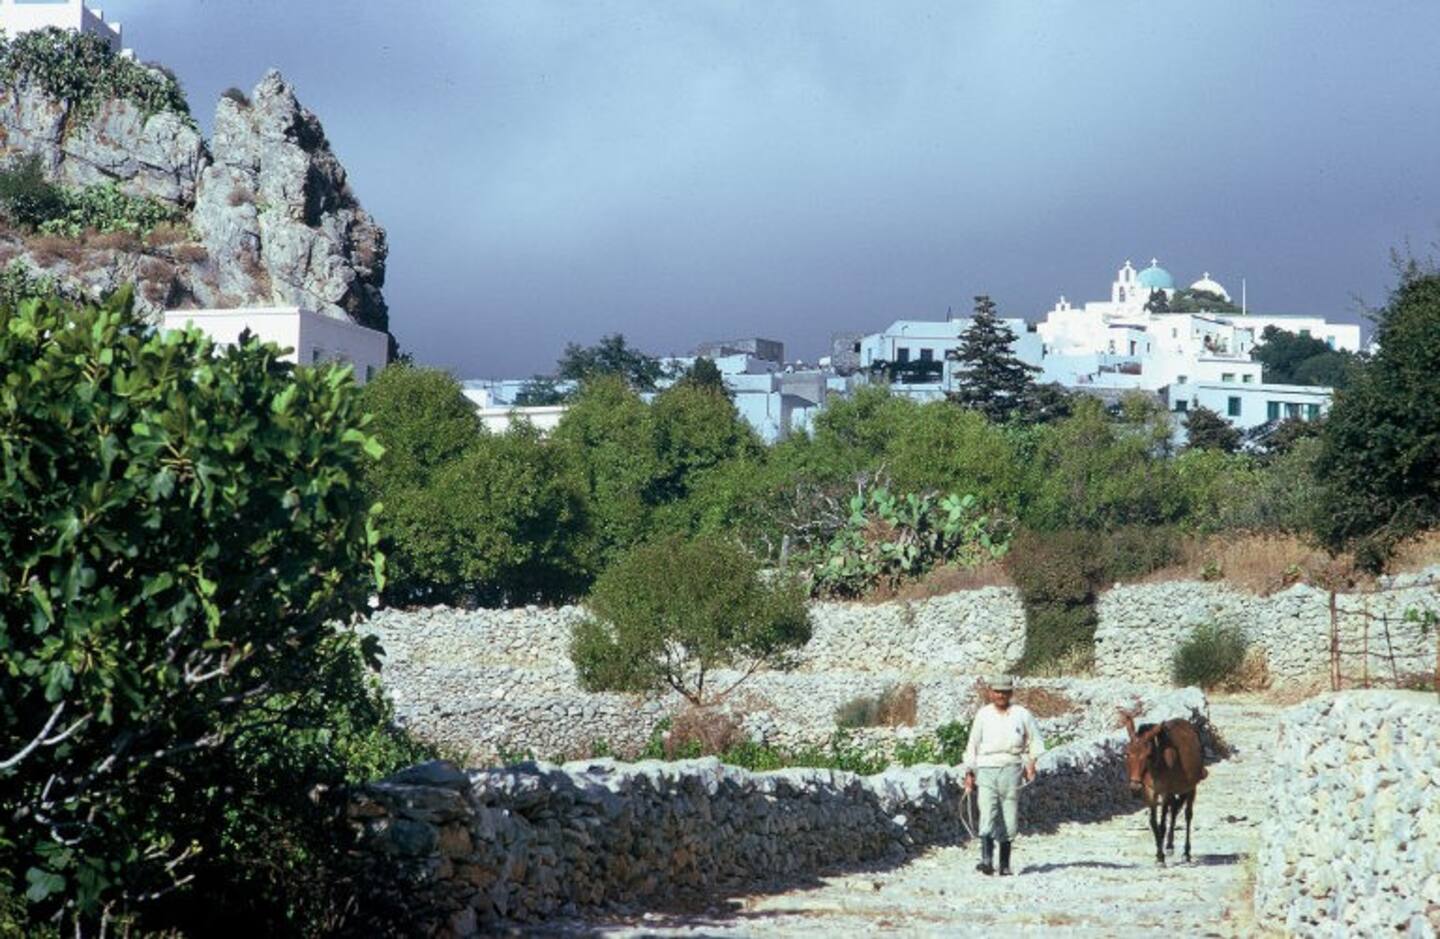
[963,703,1045,770]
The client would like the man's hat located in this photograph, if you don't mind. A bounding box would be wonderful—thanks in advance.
[988,675,1015,691]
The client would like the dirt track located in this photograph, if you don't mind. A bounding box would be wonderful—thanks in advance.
[567,696,1279,938]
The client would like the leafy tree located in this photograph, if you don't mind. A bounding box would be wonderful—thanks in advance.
[1183,405,1242,453]
[884,403,1025,512]
[513,374,570,406]
[0,153,65,229]
[383,426,591,605]
[1314,267,1440,568]
[0,289,421,932]
[1252,325,1356,388]
[556,333,664,390]
[551,376,661,567]
[1144,288,1170,313]
[569,534,811,704]
[358,364,479,495]
[649,381,761,505]
[1166,288,1241,314]
[1244,417,1323,464]
[949,295,1040,423]
[678,356,728,395]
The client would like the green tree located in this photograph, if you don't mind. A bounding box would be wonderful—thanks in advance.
[556,333,664,390]
[1252,325,1356,388]
[1166,288,1241,314]
[358,365,479,495]
[1314,267,1440,567]
[513,374,570,405]
[0,289,419,932]
[1144,288,1170,313]
[884,403,1024,512]
[949,295,1040,423]
[569,534,811,704]
[649,381,762,505]
[678,356,728,396]
[1183,405,1242,453]
[552,376,661,567]
[0,153,65,229]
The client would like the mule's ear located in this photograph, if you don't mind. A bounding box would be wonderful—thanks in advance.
[1118,709,1136,739]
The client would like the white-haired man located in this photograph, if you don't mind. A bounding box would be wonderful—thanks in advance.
[962,675,1045,875]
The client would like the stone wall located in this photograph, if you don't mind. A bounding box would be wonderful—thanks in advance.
[361,590,1027,762]
[1255,691,1439,937]
[348,689,1210,935]
[1095,568,1440,688]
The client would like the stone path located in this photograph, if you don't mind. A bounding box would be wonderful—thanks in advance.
[567,696,1282,938]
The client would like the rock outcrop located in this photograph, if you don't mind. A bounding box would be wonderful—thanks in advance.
[0,67,389,334]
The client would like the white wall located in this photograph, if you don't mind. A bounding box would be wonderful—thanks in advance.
[477,406,567,435]
[0,1,122,51]
[161,307,389,384]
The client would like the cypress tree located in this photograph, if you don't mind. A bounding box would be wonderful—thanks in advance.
[950,294,1041,422]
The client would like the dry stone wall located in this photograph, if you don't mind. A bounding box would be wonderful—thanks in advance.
[1255,691,1440,938]
[1095,567,1440,688]
[348,689,1211,935]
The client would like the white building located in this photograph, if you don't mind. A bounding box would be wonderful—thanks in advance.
[161,307,389,385]
[0,0,125,53]
[1034,259,1361,430]
[854,314,1044,401]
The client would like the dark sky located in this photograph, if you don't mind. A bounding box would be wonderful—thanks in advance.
[106,1,1440,376]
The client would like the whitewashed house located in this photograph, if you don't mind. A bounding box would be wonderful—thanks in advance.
[0,0,125,53]
[161,307,389,385]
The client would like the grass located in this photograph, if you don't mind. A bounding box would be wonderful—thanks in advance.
[835,683,918,728]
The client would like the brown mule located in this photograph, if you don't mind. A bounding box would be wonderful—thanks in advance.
[1120,712,1207,866]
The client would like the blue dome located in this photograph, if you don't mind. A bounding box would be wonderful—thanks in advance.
[1137,261,1174,290]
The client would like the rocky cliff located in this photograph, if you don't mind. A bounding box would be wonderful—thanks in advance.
[0,58,389,334]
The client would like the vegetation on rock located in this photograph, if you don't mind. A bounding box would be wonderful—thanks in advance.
[0,28,192,124]
[1172,624,1251,689]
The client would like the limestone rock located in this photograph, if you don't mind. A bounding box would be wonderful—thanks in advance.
[192,71,388,332]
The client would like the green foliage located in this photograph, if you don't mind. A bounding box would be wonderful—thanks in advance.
[0,262,54,310]
[1183,405,1242,453]
[0,154,65,229]
[0,154,180,236]
[1171,624,1249,689]
[678,356,729,395]
[513,374,571,405]
[949,294,1040,423]
[649,381,762,505]
[555,332,664,390]
[570,534,811,704]
[1253,325,1357,388]
[1314,268,1440,568]
[0,289,420,932]
[0,29,191,124]
[36,183,180,238]
[1144,288,1170,313]
[1166,287,1240,314]
[884,403,1025,511]
[812,487,1010,598]
[360,366,590,605]
[629,719,967,774]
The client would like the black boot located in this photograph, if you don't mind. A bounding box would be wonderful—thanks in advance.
[976,836,995,875]
[999,841,1013,876]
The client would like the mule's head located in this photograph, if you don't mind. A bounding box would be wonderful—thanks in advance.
[1119,710,1160,797]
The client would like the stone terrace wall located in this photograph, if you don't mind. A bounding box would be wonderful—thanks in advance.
[362,591,1026,762]
[1255,691,1439,937]
[349,689,1210,935]
[1095,567,1440,688]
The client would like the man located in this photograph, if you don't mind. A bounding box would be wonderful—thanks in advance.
[962,675,1045,876]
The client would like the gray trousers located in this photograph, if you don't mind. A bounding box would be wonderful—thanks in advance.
[976,764,1022,841]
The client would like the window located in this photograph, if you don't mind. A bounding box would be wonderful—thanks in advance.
[311,347,323,364]
[1306,403,1321,421]
[896,347,910,363]
[365,365,376,383]
[1242,374,1254,384]
[852,341,861,353]
[1228,396,1241,417]
[919,348,934,362]
[1129,340,1137,355]
[1171,328,1178,338]
[1177,374,1188,384]
[1222,373,1235,383]
[1174,399,1189,413]
[1285,402,1301,419]
[1267,401,1281,421]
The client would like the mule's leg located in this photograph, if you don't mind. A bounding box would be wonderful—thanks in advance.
[1149,800,1165,866]
[1165,794,1179,854]
[1183,791,1194,863]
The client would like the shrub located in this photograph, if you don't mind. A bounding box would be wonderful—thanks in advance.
[1006,529,1107,673]
[0,261,53,309]
[0,289,421,933]
[38,183,180,238]
[570,534,811,704]
[1099,525,1185,581]
[0,154,65,229]
[1172,624,1250,689]
[812,487,1011,598]
[834,684,918,728]
[664,707,745,758]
